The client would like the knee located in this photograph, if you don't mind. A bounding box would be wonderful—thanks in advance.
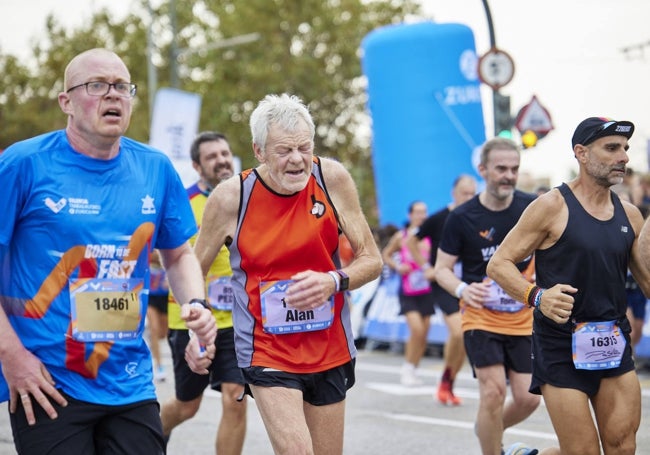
[270,430,313,455]
[601,430,637,455]
[222,385,247,418]
[176,400,201,421]
[222,397,247,421]
[517,393,541,413]
[408,324,428,341]
[481,384,507,408]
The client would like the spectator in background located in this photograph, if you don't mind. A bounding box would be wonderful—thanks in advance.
[638,172,650,208]
[612,166,643,207]
[409,174,477,405]
[382,201,434,387]
[534,185,550,196]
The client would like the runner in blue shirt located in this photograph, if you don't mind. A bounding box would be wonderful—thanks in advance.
[0,48,216,454]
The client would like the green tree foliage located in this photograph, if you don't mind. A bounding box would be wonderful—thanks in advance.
[0,0,422,225]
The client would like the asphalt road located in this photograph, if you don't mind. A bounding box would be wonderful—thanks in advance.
[1,346,650,454]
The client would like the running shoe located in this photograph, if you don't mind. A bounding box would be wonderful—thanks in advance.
[436,379,462,405]
[400,364,423,386]
[154,365,167,382]
[503,442,539,455]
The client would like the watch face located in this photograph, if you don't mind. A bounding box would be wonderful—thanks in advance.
[337,270,349,291]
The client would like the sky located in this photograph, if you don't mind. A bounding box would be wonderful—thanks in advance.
[2,0,650,186]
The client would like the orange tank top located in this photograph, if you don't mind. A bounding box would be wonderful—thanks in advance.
[229,157,356,373]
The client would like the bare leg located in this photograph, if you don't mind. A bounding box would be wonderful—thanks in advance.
[541,384,600,455]
[404,312,430,366]
[160,395,202,437]
[217,382,248,455]
[401,312,430,386]
[442,311,465,381]
[250,385,313,454]
[474,364,508,455]
[592,371,640,455]
[502,370,540,429]
[304,400,346,455]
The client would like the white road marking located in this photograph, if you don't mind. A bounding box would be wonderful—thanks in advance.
[365,411,558,441]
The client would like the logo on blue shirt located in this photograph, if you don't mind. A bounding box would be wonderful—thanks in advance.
[45,197,67,213]
[141,195,156,215]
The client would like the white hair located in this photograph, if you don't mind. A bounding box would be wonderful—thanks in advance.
[249,93,315,152]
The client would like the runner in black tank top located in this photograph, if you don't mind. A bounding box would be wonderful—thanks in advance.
[487,117,650,454]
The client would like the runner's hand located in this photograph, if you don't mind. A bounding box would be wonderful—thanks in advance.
[184,335,215,374]
[538,284,577,324]
[181,303,217,348]
[3,348,67,425]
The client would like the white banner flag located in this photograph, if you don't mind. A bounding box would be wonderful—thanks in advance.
[149,88,202,186]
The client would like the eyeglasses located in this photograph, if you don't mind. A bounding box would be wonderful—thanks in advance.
[66,81,137,98]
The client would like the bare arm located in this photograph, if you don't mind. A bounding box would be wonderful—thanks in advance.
[286,158,382,310]
[159,242,206,304]
[627,203,650,297]
[159,241,216,372]
[433,248,487,308]
[404,230,435,281]
[381,231,409,275]
[486,190,576,322]
[433,248,461,296]
[405,230,428,268]
[322,158,383,288]
[194,176,240,277]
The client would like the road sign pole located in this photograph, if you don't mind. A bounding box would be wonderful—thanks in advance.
[481,0,500,136]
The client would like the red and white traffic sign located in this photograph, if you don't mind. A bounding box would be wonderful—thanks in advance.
[477,47,515,90]
[514,95,553,136]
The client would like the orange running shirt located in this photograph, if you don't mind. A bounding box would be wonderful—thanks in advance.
[229,157,356,373]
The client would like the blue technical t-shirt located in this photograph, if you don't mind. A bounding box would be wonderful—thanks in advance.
[0,130,196,404]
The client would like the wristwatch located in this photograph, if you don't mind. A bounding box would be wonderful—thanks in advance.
[188,298,210,310]
[336,270,349,291]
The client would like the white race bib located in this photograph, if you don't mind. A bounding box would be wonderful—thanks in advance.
[259,280,334,334]
[572,320,626,370]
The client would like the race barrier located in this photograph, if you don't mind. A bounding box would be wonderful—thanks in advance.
[355,272,650,359]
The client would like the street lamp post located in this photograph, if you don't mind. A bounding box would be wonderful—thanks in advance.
[146,0,260,119]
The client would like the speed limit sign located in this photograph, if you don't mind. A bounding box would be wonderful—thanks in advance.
[477,48,515,90]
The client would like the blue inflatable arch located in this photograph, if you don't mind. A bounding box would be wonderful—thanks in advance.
[362,22,486,226]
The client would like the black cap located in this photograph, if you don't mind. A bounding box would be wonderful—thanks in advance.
[571,117,634,148]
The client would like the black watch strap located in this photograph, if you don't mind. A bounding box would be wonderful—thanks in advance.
[336,270,349,291]
[188,298,210,310]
